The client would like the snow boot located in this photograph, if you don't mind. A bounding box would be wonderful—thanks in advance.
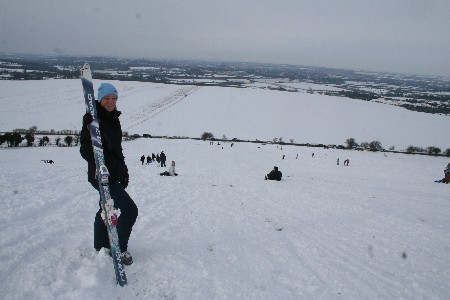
[121,251,133,265]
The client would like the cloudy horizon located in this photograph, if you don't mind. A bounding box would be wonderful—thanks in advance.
[1,0,449,77]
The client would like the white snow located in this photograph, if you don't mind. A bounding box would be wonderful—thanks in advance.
[0,79,449,299]
[1,79,449,150]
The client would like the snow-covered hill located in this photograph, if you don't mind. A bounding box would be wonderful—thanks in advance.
[0,79,449,299]
[1,79,449,150]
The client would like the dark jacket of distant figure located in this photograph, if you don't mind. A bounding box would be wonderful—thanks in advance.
[443,164,450,183]
[160,152,166,163]
[80,102,127,184]
[267,169,282,181]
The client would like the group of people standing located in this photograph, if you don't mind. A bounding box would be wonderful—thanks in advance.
[139,152,178,177]
[140,151,167,167]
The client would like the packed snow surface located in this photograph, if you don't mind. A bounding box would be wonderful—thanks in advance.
[0,78,449,299]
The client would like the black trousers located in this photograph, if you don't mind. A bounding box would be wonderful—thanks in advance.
[91,181,138,252]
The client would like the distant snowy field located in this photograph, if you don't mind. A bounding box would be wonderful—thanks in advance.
[0,79,449,150]
[0,78,449,299]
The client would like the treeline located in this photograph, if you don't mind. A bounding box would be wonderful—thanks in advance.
[199,133,450,157]
[0,126,131,147]
[404,145,450,156]
[0,132,79,147]
[9,126,79,135]
[0,127,80,148]
[2,127,450,158]
[345,137,450,157]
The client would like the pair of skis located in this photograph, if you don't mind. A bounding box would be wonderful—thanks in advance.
[80,63,127,286]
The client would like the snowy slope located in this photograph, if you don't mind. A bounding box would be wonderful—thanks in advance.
[1,138,449,299]
[0,78,450,299]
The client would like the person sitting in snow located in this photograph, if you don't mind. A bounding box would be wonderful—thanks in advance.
[41,159,54,164]
[160,161,178,176]
[265,166,282,181]
[442,163,450,184]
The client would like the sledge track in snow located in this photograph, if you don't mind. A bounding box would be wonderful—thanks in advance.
[125,86,201,131]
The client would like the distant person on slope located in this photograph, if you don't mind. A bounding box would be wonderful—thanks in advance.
[160,151,167,167]
[265,166,282,181]
[442,163,450,184]
[80,82,138,266]
[160,161,178,176]
[140,155,145,165]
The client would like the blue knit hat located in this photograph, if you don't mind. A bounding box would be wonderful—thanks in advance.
[97,83,118,103]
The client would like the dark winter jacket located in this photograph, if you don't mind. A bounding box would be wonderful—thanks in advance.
[160,152,166,162]
[80,103,127,184]
[267,170,282,181]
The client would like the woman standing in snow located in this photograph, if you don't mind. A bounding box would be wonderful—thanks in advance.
[80,83,138,265]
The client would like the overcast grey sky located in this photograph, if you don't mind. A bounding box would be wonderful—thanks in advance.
[1,0,449,76]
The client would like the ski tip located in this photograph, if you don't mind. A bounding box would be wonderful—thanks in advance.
[80,63,92,79]
[81,62,90,70]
